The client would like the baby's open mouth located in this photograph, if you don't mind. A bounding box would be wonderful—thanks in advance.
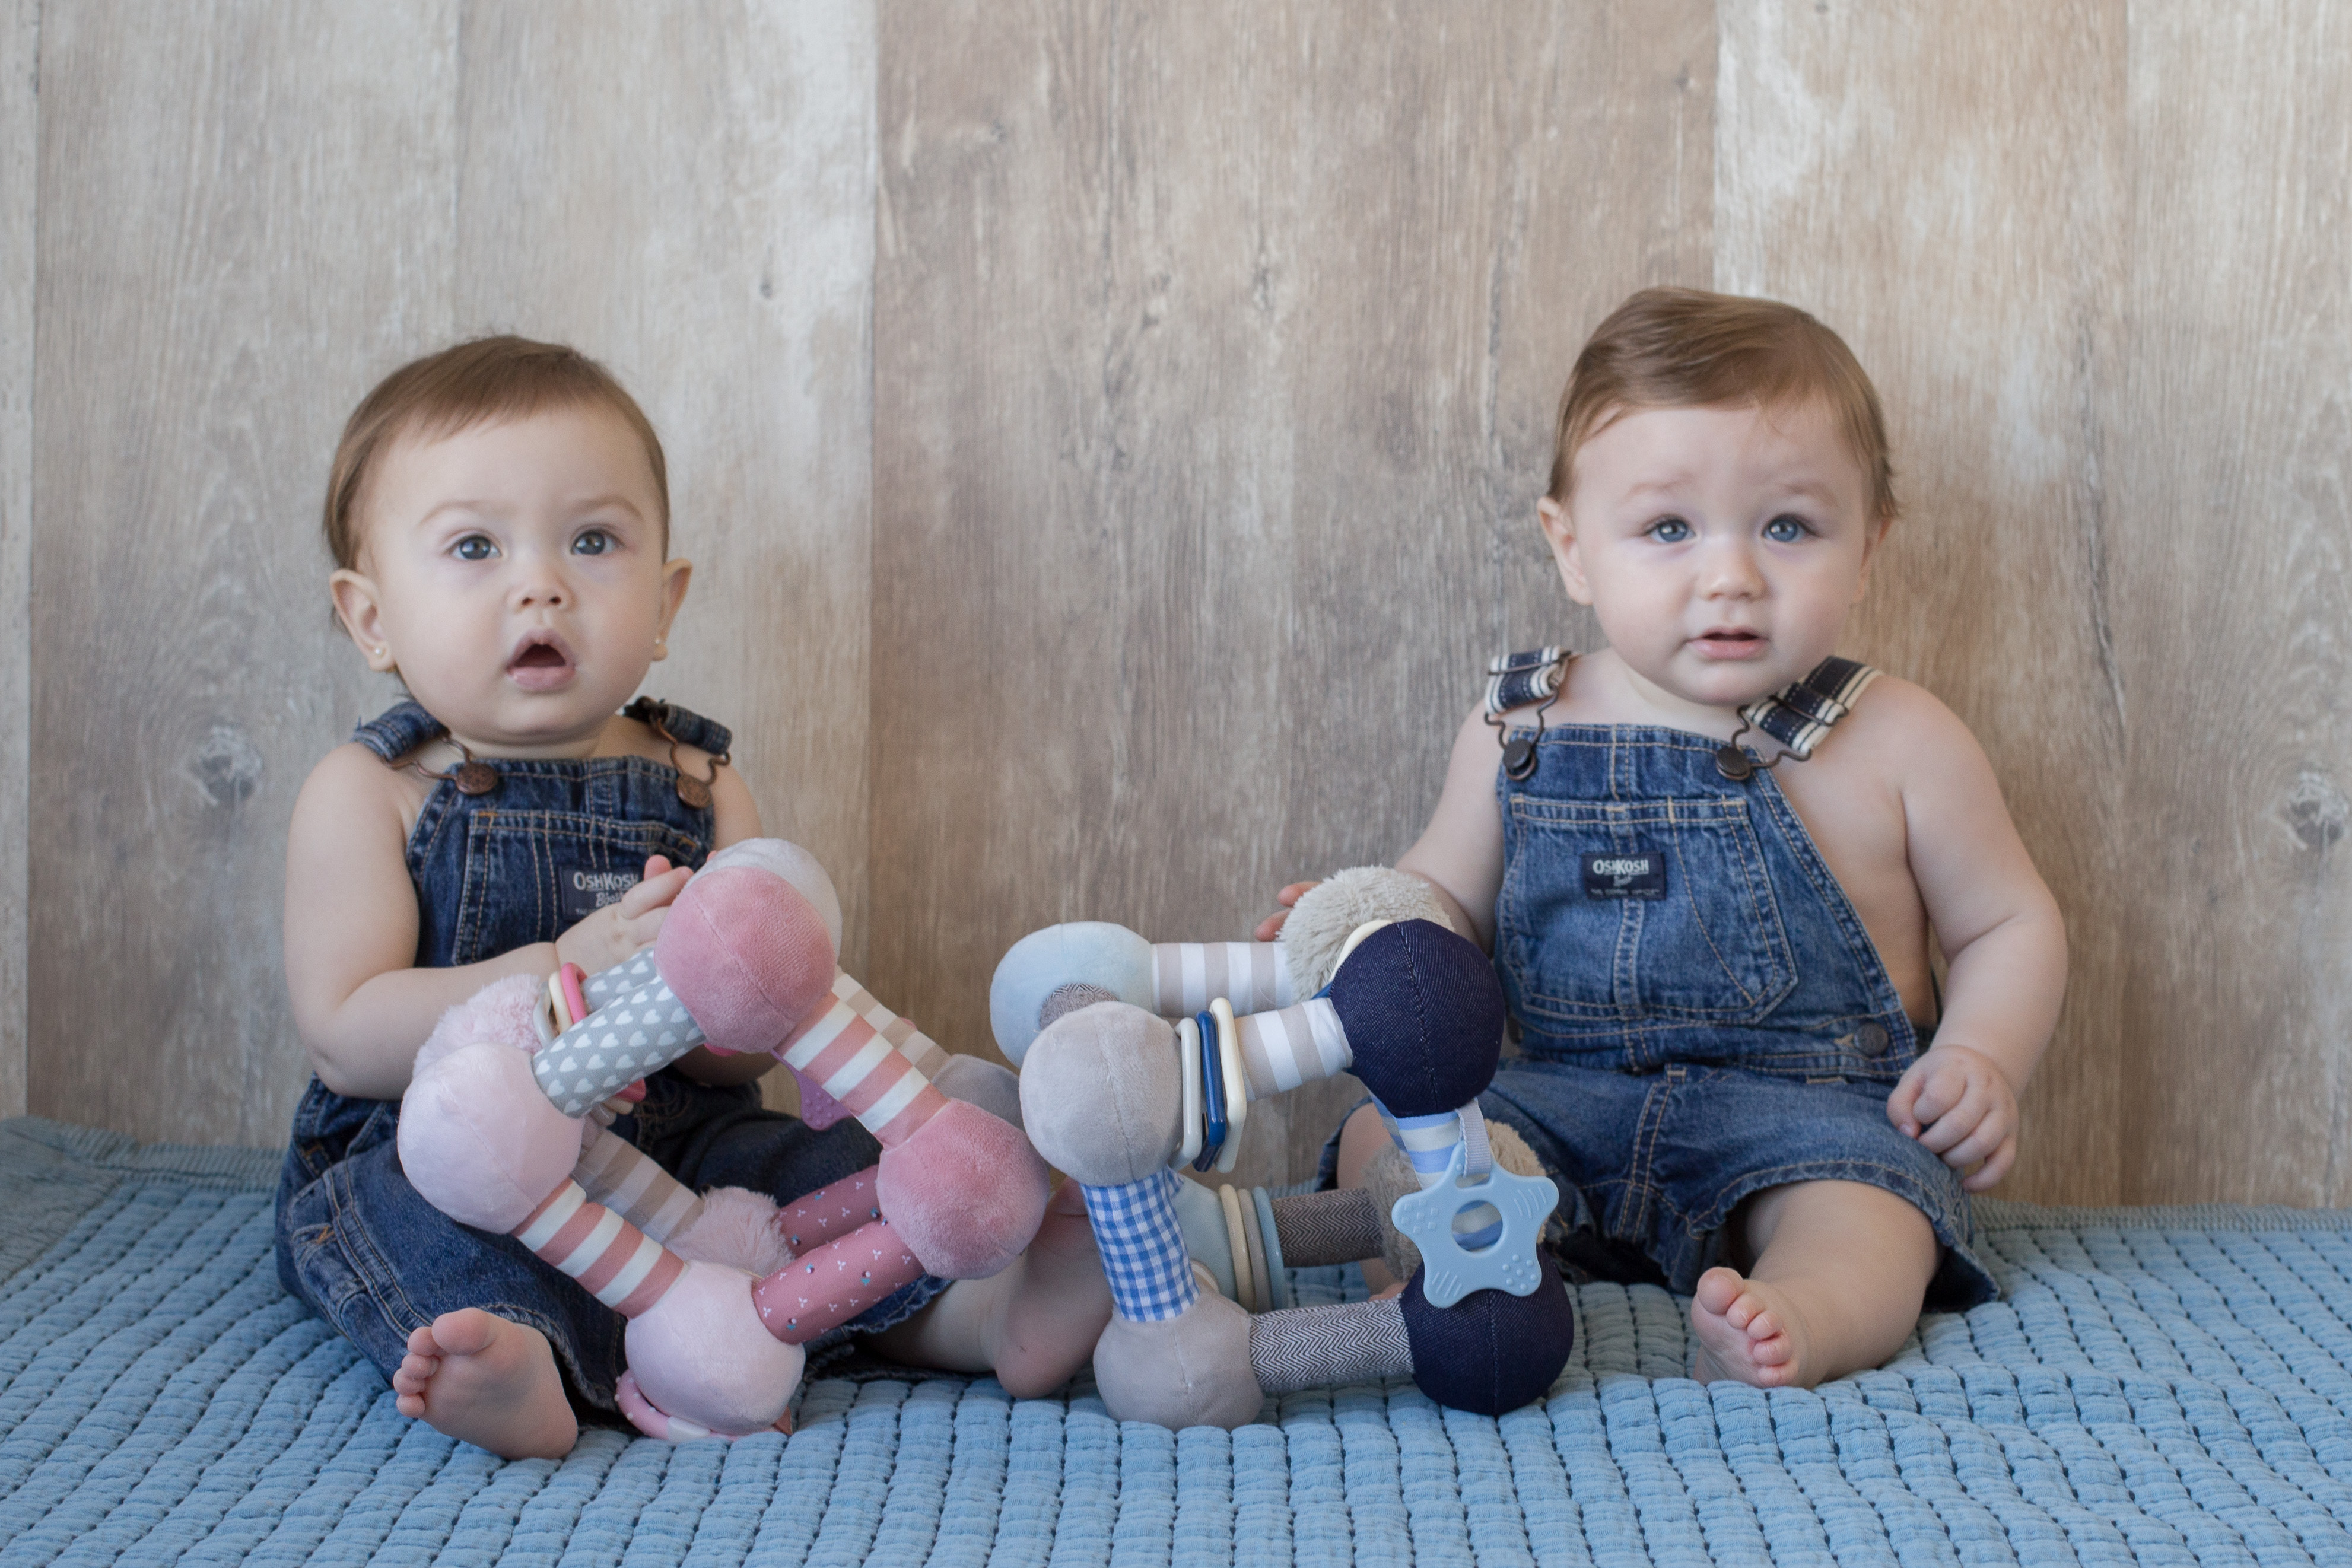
[507,634,577,689]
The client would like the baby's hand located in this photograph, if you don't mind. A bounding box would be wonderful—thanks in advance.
[554,855,694,975]
[1252,882,1320,943]
[1886,1042,2019,1192]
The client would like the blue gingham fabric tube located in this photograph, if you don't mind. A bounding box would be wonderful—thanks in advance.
[1081,1169,1199,1324]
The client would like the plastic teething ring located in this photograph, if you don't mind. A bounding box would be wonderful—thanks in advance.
[558,963,590,1032]
[1174,1016,1204,1168]
[614,1370,790,1442]
[1218,1182,1255,1311]
[1194,1011,1226,1171]
[1210,998,1247,1174]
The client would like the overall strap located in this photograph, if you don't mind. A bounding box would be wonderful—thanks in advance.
[350,700,446,762]
[1483,647,1569,718]
[623,697,733,759]
[1737,657,1879,762]
[1483,648,1572,782]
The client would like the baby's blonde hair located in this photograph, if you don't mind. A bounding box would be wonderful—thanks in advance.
[323,336,669,570]
[1550,288,1897,522]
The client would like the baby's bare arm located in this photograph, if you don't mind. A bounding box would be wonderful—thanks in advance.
[1391,704,1513,948]
[285,746,552,1099]
[1893,692,2066,1089]
[285,745,694,1101]
[1873,686,2067,1188]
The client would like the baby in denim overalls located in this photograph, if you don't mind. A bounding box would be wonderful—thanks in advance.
[1272,289,2067,1389]
[275,337,1110,1458]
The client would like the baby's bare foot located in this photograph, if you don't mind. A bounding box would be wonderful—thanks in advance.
[1689,1267,1809,1389]
[987,1181,1114,1398]
[392,1308,577,1459]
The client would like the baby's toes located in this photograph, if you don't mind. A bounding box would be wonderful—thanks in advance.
[1740,1300,1779,1341]
[1693,1267,1745,1316]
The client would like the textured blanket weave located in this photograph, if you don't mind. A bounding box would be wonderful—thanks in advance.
[6,1115,2352,1565]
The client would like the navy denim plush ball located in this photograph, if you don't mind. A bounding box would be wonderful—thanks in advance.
[1328,919,1505,1115]
[1399,1262,1575,1415]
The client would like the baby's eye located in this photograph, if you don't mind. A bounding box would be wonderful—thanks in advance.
[1646,516,1693,543]
[452,534,498,562]
[1762,514,1813,543]
[572,529,614,556]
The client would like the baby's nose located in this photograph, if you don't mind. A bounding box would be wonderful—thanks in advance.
[1699,543,1764,594]
[512,563,571,606]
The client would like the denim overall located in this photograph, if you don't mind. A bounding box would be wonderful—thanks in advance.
[1472,655,1996,1310]
[274,699,936,1413]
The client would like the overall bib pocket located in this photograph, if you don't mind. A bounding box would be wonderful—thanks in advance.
[1499,795,1797,1025]
[450,810,707,967]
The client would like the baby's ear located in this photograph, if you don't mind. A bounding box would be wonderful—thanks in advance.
[328,568,396,673]
[655,555,692,648]
[1537,497,1594,606]
[1853,512,1897,600]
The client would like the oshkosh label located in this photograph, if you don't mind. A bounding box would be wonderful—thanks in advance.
[561,867,642,924]
[1582,851,1666,900]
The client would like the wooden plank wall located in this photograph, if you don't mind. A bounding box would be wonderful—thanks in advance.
[0,0,31,1121]
[11,3,2352,1207]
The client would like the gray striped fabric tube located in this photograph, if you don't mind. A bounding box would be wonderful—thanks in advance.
[573,1127,705,1243]
[1248,1297,1413,1395]
[1232,999,1352,1098]
[1152,942,1295,1017]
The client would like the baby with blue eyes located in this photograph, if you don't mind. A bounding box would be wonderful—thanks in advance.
[1269,288,2067,1389]
[274,336,1109,1458]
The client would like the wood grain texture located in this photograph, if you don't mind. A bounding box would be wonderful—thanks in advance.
[0,0,32,1119]
[1715,1,2130,1203]
[2108,1,2352,1205]
[873,1,1714,1182]
[30,0,459,1144]
[448,0,874,1111]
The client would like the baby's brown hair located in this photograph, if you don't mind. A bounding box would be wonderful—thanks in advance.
[1549,288,1897,522]
[323,336,669,570]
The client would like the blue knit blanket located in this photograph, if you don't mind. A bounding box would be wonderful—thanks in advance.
[5,1117,2351,1566]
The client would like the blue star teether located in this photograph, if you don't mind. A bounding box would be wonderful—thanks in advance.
[1389,1139,1559,1309]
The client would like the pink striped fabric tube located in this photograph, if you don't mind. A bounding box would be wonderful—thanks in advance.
[752,1218,926,1344]
[513,1179,685,1319]
[774,1166,885,1254]
[777,973,951,1149]
[1151,942,1295,1017]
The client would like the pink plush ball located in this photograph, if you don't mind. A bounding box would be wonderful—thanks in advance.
[656,864,840,1055]
[875,1099,1051,1280]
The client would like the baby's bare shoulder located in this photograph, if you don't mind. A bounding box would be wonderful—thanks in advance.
[1835,675,1985,770]
[299,741,415,811]
[291,742,422,856]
